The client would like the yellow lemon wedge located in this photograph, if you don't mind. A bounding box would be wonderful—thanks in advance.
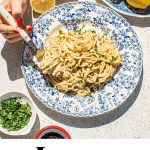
[126,0,150,9]
[30,0,55,13]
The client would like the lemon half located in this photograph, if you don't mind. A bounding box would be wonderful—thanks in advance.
[126,0,150,9]
[30,0,55,13]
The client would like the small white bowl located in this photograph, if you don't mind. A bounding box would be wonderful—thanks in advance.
[0,92,36,136]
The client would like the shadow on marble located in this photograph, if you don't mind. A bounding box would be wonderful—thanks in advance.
[122,15,150,27]
[0,115,40,139]
[28,69,143,128]
[1,41,23,81]
[0,2,32,81]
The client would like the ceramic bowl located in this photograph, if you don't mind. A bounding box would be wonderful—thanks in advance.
[34,126,71,139]
[0,92,36,135]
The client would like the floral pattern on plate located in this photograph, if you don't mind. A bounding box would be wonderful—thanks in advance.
[21,1,142,117]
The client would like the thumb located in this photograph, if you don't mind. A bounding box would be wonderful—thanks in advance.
[11,0,23,19]
[11,0,23,27]
[2,0,12,12]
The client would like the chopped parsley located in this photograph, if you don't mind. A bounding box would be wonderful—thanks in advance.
[96,78,99,83]
[85,93,92,97]
[73,26,79,32]
[73,25,85,34]
[111,56,117,63]
[91,30,96,33]
[0,97,32,132]
[79,81,82,84]
[99,37,104,44]
[104,32,108,36]
[74,66,80,72]
[59,29,63,34]
[94,44,97,51]
[76,66,80,70]
[82,24,85,28]
[98,37,102,41]
[85,82,92,87]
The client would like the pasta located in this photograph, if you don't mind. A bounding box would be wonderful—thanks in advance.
[37,26,122,96]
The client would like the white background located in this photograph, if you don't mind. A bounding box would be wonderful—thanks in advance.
[0,140,150,150]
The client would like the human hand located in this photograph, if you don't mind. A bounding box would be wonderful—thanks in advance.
[0,0,32,43]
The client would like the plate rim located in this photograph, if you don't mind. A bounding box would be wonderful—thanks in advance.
[21,1,143,117]
[102,0,150,18]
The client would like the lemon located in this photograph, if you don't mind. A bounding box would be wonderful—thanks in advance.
[30,0,55,13]
[126,0,150,9]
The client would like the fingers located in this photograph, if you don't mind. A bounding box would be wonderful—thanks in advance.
[11,0,24,19]
[3,33,19,39]
[0,24,21,43]
[0,23,32,43]
[11,0,27,27]
[0,0,29,43]
[6,35,23,43]
[0,24,19,34]
[11,0,23,27]
[26,25,32,32]
[1,0,8,7]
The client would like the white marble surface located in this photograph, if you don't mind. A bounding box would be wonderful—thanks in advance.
[0,0,150,139]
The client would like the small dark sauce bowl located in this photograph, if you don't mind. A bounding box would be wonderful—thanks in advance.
[34,126,71,139]
[41,132,64,139]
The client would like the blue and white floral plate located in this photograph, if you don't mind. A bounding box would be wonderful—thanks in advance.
[102,0,150,17]
[21,1,142,117]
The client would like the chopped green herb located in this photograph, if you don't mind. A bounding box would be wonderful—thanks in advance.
[104,33,108,36]
[59,29,63,34]
[99,37,104,44]
[0,97,32,132]
[111,56,117,63]
[76,66,80,70]
[74,26,81,33]
[98,37,102,41]
[91,30,96,33]
[96,78,99,83]
[79,81,82,84]
[85,93,92,97]
[82,24,85,28]
[73,25,86,34]
[85,82,92,87]
[74,26,79,30]
[73,66,80,72]
[94,44,97,51]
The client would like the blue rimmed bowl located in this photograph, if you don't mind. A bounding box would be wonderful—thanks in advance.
[102,0,150,17]
[21,1,142,117]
